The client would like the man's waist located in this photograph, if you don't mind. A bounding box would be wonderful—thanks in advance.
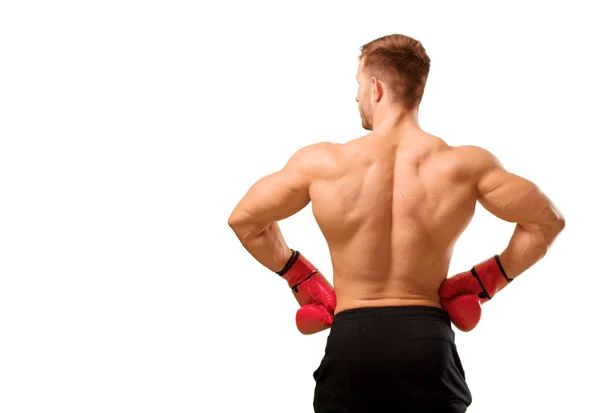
[334,296,443,315]
[328,305,454,341]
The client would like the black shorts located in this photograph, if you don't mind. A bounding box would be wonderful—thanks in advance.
[312,306,472,413]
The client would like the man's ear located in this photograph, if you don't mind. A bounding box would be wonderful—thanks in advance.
[370,77,383,102]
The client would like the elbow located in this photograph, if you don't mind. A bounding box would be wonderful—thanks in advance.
[551,208,566,234]
[228,206,268,242]
[526,213,565,248]
[228,212,260,243]
[228,216,248,244]
[553,216,566,238]
[543,202,566,236]
[555,216,566,232]
[544,214,565,245]
[228,212,243,233]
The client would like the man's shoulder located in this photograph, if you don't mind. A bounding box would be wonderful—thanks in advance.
[295,141,340,155]
[287,133,371,176]
[291,141,341,162]
[286,141,343,178]
[448,144,501,168]
[441,144,504,183]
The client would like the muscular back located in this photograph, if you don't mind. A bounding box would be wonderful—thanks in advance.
[309,132,480,313]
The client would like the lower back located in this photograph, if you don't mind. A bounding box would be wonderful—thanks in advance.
[330,232,453,313]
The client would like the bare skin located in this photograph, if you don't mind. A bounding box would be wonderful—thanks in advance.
[228,59,565,314]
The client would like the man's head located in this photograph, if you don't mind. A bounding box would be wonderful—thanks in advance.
[356,34,431,130]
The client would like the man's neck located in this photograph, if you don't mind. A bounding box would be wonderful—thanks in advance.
[372,107,420,133]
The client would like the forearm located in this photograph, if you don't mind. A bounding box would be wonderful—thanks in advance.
[231,221,293,273]
[498,220,564,282]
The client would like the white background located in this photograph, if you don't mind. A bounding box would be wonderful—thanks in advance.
[1,1,598,412]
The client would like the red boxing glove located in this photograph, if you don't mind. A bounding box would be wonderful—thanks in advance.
[277,250,336,335]
[438,255,512,332]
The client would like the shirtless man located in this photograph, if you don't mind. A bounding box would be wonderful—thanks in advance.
[228,34,565,413]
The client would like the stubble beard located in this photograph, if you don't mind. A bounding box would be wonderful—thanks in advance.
[359,105,372,131]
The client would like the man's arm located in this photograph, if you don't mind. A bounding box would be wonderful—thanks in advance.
[228,142,334,272]
[438,146,565,331]
[474,148,566,282]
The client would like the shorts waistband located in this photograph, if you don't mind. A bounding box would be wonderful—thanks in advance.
[332,305,450,325]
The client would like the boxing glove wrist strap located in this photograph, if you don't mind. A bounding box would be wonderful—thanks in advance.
[472,255,513,300]
[276,249,301,276]
[276,249,319,289]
